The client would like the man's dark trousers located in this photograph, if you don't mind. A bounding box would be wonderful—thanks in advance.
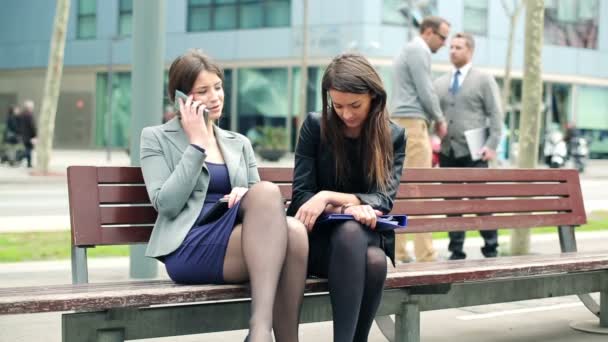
[439,150,498,259]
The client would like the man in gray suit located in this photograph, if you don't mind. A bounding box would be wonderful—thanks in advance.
[434,32,503,260]
[391,16,450,263]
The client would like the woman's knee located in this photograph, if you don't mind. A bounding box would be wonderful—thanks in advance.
[286,217,309,259]
[248,181,281,199]
[331,220,367,245]
[366,247,388,280]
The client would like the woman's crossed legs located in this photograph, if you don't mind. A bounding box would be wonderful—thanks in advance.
[223,181,309,342]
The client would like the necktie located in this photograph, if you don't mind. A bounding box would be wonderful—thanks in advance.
[451,70,461,94]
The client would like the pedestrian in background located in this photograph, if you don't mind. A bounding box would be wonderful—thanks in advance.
[18,100,37,168]
[433,32,503,260]
[390,16,450,263]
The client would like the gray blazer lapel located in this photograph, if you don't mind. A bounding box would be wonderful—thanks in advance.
[459,68,475,93]
[215,126,244,187]
[162,117,190,153]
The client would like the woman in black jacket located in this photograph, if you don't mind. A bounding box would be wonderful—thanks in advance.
[287,53,406,342]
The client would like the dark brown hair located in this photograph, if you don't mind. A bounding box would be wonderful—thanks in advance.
[320,53,393,192]
[419,16,450,34]
[167,49,224,115]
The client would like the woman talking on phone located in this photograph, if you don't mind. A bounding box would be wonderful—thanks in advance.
[140,49,308,342]
[287,53,406,342]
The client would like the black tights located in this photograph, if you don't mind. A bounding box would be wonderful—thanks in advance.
[309,220,388,342]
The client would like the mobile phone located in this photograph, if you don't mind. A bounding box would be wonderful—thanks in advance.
[174,89,209,123]
[198,198,229,225]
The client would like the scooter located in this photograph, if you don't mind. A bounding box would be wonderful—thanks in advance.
[543,130,568,168]
[569,136,589,173]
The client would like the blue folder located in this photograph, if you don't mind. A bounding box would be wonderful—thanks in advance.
[316,214,407,232]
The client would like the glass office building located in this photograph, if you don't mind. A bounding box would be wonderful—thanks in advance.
[0,0,607,155]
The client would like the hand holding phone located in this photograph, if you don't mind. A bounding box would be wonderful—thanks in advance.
[198,198,229,225]
[175,89,209,123]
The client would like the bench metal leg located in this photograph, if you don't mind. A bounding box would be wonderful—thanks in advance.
[557,225,577,252]
[395,302,420,342]
[376,315,395,342]
[97,329,125,342]
[558,225,601,318]
[71,246,89,284]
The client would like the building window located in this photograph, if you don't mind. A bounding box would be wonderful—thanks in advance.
[463,0,488,35]
[118,0,132,36]
[187,0,290,32]
[575,85,608,156]
[382,0,438,26]
[95,72,132,148]
[544,0,599,49]
[219,69,233,130]
[237,68,289,140]
[77,0,96,39]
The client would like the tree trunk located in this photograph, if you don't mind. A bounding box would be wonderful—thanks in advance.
[36,0,71,174]
[511,0,544,256]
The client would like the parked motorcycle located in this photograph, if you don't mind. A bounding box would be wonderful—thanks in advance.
[569,136,589,173]
[543,130,568,168]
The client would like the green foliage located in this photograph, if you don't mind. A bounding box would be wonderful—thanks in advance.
[253,126,288,150]
[0,231,128,262]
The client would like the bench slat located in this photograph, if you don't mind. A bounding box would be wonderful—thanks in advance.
[258,168,294,182]
[98,186,150,204]
[397,183,570,199]
[100,206,157,225]
[3,252,607,315]
[95,184,571,212]
[95,226,153,245]
[97,167,145,183]
[402,168,573,182]
[394,198,572,216]
[401,212,586,233]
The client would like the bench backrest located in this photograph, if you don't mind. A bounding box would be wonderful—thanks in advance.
[67,166,586,247]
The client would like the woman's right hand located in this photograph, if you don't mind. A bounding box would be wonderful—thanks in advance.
[295,192,329,232]
[179,95,209,147]
[344,204,383,229]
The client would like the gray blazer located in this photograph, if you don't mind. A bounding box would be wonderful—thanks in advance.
[140,117,260,257]
[391,37,444,123]
[433,68,503,158]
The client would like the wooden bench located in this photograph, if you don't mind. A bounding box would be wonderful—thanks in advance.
[1,166,606,342]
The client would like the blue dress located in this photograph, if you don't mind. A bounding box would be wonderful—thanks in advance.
[163,162,241,284]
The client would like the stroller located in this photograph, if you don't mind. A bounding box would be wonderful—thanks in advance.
[1,125,22,166]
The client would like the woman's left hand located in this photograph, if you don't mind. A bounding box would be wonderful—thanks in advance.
[295,193,329,231]
[344,204,383,229]
[223,187,249,208]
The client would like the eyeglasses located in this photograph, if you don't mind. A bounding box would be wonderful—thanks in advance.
[434,30,447,41]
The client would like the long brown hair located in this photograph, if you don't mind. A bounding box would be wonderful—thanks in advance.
[320,53,393,192]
